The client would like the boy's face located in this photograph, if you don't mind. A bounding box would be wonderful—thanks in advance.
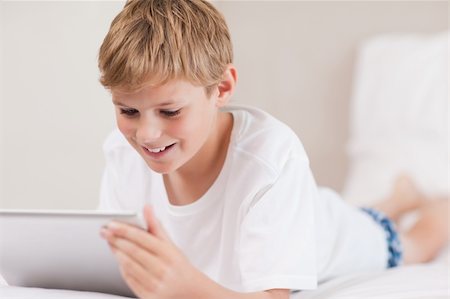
[111,80,220,174]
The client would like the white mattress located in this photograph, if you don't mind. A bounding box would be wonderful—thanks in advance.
[297,263,449,299]
[1,261,448,299]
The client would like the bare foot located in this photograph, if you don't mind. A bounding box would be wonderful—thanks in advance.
[402,198,449,263]
[390,175,427,215]
[419,198,449,232]
[373,175,426,221]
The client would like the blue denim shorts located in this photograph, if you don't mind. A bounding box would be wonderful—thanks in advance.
[360,207,403,268]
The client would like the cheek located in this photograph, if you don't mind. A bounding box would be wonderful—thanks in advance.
[166,114,206,143]
[116,115,135,137]
[166,118,192,138]
[178,108,215,141]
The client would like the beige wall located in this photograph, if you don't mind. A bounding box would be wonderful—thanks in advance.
[0,1,123,209]
[0,1,448,210]
[216,1,448,191]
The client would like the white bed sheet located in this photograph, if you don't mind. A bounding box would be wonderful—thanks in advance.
[1,261,448,299]
[0,286,132,299]
[297,263,449,299]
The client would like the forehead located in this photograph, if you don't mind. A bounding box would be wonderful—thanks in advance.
[111,80,206,105]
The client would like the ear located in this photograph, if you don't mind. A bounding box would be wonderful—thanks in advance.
[215,64,238,108]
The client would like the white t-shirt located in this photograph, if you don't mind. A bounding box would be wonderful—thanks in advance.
[99,105,388,293]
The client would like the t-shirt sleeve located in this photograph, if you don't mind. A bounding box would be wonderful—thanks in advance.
[97,130,123,210]
[97,131,151,211]
[98,164,121,210]
[238,157,318,292]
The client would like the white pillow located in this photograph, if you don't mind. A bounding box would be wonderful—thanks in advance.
[342,31,449,205]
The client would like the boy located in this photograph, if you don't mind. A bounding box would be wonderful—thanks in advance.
[98,1,449,298]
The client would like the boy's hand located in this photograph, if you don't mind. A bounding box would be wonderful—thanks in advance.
[100,205,201,299]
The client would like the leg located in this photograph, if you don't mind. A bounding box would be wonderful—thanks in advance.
[372,175,449,264]
[400,198,449,264]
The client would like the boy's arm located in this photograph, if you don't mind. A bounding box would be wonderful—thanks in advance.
[182,268,289,299]
[191,274,290,299]
[101,205,290,299]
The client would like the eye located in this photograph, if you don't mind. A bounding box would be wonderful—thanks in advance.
[161,109,181,118]
[119,108,139,117]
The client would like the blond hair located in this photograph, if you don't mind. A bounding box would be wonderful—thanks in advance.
[98,0,233,95]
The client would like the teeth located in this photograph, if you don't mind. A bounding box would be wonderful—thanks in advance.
[148,146,166,153]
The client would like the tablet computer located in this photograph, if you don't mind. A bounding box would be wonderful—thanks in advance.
[0,209,146,297]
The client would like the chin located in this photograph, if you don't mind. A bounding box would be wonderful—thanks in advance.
[145,163,172,174]
[144,159,179,174]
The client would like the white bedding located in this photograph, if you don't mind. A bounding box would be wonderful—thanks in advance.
[1,262,448,299]
[298,263,449,299]
[0,286,132,299]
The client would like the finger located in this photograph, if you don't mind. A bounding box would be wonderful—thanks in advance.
[123,274,152,299]
[144,204,171,242]
[114,249,156,297]
[107,221,167,257]
[109,235,166,276]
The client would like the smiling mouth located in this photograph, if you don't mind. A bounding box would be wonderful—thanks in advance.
[142,143,176,155]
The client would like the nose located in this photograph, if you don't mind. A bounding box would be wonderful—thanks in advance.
[136,116,163,144]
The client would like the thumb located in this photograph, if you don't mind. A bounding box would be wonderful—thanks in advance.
[143,204,170,241]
